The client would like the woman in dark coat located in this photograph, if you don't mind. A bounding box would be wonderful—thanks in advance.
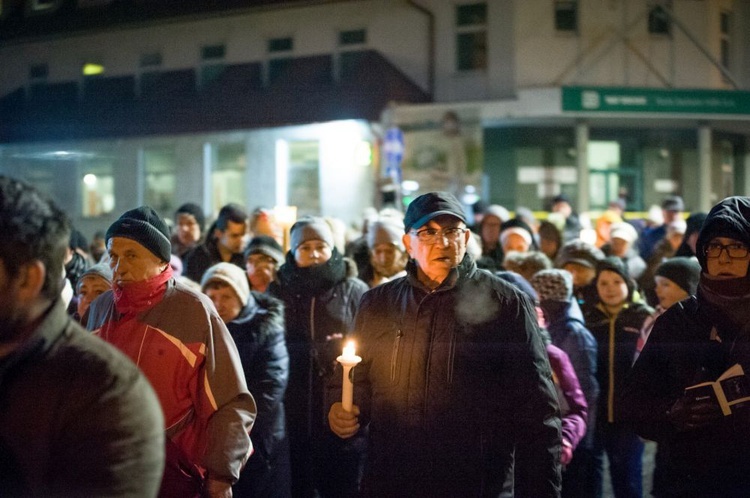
[200,262,290,498]
[621,196,750,497]
[270,217,369,498]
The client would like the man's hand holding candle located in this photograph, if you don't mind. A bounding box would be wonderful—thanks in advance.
[329,402,360,439]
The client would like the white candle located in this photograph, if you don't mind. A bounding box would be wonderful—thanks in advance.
[337,340,362,412]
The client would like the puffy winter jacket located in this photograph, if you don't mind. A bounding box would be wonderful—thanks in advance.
[351,255,561,497]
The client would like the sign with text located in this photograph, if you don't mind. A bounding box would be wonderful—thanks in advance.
[562,86,750,115]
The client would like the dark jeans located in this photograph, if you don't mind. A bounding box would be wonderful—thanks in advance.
[562,445,599,498]
[592,421,644,498]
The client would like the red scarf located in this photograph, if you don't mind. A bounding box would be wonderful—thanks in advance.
[113,266,173,316]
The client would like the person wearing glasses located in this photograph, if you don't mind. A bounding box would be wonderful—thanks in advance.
[621,196,750,497]
[328,191,562,497]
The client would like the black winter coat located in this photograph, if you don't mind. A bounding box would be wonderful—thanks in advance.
[351,255,562,497]
[586,301,652,424]
[225,292,288,475]
[183,237,245,283]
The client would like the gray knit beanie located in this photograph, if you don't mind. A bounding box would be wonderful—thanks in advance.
[367,219,405,251]
[201,262,250,307]
[76,262,113,292]
[290,216,335,252]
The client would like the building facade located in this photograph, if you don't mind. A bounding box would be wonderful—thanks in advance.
[1,0,749,238]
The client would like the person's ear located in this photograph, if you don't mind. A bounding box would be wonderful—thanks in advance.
[403,233,413,258]
[18,260,46,302]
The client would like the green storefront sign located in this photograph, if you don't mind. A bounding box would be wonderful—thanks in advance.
[562,86,750,115]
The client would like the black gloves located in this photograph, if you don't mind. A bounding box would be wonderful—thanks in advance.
[666,395,723,432]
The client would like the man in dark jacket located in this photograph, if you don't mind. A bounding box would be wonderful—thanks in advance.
[183,202,248,283]
[621,196,750,497]
[328,191,562,497]
[0,176,165,497]
[201,262,291,498]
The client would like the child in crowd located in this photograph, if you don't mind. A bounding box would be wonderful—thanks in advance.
[586,257,653,498]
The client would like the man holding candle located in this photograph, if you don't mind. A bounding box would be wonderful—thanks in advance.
[328,191,562,497]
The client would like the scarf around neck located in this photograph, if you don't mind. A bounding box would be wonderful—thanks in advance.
[277,248,346,298]
[113,266,173,316]
[699,273,750,338]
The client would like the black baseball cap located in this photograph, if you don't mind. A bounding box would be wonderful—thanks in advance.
[403,192,467,233]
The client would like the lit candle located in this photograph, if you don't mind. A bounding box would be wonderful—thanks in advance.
[337,340,362,412]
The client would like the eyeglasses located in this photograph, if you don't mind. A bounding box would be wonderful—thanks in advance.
[704,242,750,259]
[410,227,467,244]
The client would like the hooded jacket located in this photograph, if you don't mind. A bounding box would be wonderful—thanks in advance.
[351,255,561,497]
[620,196,750,496]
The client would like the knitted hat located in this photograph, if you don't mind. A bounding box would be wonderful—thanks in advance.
[610,222,638,244]
[531,269,573,303]
[483,204,510,223]
[367,218,406,251]
[662,195,685,212]
[201,262,250,307]
[556,240,605,269]
[244,235,284,264]
[290,216,335,252]
[596,256,635,297]
[403,191,466,232]
[175,203,206,232]
[655,257,701,295]
[500,223,533,249]
[106,206,171,262]
[76,262,113,292]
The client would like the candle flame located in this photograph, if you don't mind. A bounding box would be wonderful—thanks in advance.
[343,340,356,358]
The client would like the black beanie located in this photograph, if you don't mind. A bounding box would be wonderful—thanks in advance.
[175,202,206,232]
[596,256,635,298]
[655,257,701,295]
[106,206,172,262]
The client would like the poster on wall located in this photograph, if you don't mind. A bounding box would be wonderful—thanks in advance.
[399,111,483,205]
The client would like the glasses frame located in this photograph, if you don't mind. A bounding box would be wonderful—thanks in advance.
[704,242,750,259]
[410,227,468,245]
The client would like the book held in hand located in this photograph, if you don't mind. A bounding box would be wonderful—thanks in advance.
[684,363,750,416]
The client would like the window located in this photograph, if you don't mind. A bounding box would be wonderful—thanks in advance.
[339,29,366,46]
[555,0,578,33]
[720,11,731,70]
[143,146,177,214]
[648,4,671,35]
[81,161,115,218]
[32,0,57,11]
[200,44,226,88]
[268,37,293,53]
[211,142,246,214]
[456,3,487,71]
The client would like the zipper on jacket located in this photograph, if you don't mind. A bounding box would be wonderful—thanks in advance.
[447,328,456,384]
[390,329,403,382]
[309,296,316,340]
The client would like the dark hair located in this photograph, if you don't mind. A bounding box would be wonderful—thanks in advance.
[0,176,70,300]
[216,203,249,231]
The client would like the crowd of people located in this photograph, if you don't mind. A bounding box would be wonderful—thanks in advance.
[4,174,750,498]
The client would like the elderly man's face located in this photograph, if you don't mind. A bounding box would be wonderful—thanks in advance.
[108,237,167,286]
[404,215,469,286]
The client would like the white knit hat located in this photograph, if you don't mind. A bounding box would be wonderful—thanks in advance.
[200,262,250,307]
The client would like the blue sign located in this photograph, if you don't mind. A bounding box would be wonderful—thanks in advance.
[383,127,404,183]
